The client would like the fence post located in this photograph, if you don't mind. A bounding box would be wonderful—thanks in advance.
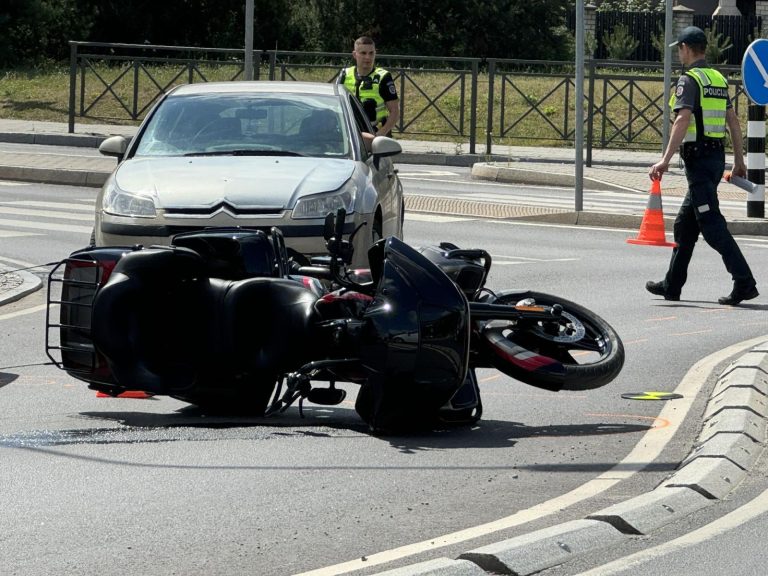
[747,104,766,218]
[586,59,595,167]
[486,59,496,156]
[469,60,478,154]
[68,42,77,133]
[132,60,140,121]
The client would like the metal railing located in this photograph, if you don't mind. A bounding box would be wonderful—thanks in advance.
[68,42,480,152]
[68,42,750,158]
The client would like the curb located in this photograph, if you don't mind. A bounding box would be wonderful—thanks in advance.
[471,162,632,193]
[0,268,43,307]
[369,341,768,576]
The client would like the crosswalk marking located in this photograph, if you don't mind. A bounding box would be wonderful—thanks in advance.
[0,207,94,221]
[0,218,92,234]
[0,181,32,187]
[0,200,95,212]
[0,230,42,238]
[0,198,95,238]
[405,213,475,223]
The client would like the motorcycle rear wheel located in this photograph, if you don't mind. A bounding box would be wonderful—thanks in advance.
[476,291,624,391]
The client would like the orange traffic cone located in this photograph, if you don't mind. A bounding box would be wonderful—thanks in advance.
[626,179,677,247]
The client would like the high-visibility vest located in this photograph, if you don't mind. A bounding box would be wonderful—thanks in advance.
[341,66,389,124]
[669,67,728,143]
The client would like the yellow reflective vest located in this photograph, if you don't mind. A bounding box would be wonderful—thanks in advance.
[342,66,390,124]
[669,67,728,143]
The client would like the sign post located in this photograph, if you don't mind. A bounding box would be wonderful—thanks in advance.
[740,39,768,218]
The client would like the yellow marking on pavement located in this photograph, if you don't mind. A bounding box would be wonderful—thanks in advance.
[646,315,677,322]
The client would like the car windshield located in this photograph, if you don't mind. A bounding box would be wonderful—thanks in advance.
[134,92,350,159]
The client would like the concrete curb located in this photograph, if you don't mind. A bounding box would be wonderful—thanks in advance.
[0,268,42,306]
[0,165,108,187]
[471,162,630,192]
[373,341,768,576]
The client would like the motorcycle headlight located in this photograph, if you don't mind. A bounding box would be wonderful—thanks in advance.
[292,182,355,219]
[102,181,157,218]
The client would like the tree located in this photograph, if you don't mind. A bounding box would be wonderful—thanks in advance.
[0,0,97,66]
[596,0,664,12]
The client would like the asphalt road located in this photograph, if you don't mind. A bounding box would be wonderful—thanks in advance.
[1,178,768,576]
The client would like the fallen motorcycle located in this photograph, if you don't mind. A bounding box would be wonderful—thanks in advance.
[45,209,624,433]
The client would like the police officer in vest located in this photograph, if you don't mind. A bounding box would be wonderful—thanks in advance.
[338,36,399,138]
[647,26,758,306]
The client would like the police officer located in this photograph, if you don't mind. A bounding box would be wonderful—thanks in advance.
[338,36,399,137]
[646,26,758,306]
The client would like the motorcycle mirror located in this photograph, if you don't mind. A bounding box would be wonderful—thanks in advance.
[335,208,346,240]
[323,213,335,241]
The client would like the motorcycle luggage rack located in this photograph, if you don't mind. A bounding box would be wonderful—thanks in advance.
[45,255,107,377]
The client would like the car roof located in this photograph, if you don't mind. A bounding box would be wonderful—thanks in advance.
[168,81,343,97]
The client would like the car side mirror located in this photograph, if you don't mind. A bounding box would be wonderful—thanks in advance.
[99,135,129,162]
[371,136,402,170]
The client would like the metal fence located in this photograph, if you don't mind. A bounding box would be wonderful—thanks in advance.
[68,41,751,159]
[68,42,481,152]
[564,12,761,65]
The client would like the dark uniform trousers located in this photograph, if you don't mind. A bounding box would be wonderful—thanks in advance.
[663,142,756,297]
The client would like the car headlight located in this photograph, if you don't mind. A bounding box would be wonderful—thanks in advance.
[102,181,157,218]
[292,183,355,220]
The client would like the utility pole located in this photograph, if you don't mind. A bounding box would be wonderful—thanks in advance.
[662,0,673,150]
[575,0,584,212]
[244,0,254,80]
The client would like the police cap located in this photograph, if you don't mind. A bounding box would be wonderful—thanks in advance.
[669,26,707,48]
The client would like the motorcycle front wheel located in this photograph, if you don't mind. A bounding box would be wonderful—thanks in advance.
[474,290,624,391]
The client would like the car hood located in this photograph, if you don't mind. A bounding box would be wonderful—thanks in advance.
[113,156,356,208]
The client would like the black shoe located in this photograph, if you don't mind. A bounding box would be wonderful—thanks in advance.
[645,280,680,301]
[718,286,759,306]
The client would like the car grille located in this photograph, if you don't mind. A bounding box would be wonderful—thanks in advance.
[164,201,284,217]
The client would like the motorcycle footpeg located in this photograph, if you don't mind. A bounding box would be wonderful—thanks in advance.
[307,387,347,406]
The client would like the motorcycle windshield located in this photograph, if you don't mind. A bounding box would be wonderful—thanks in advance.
[359,237,470,410]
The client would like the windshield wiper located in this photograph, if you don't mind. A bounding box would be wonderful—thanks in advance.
[183,149,306,157]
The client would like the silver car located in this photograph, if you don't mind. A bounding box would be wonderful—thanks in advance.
[95,81,404,267]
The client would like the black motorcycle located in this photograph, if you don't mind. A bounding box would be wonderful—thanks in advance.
[45,209,624,433]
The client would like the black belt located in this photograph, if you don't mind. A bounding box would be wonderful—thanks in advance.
[680,140,724,159]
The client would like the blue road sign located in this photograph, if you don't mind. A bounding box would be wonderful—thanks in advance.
[742,39,768,105]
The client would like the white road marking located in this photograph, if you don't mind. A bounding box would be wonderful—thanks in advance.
[398,170,460,177]
[0,231,42,238]
[0,200,94,211]
[491,258,579,265]
[404,213,475,223]
[0,181,32,186]
[0,207,94,221]
[0,218,92,234]
[0,303,47,322]
[292,336,768,576]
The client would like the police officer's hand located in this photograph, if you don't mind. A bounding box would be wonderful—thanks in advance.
[649,159,668,181]
[731,159,747,179]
